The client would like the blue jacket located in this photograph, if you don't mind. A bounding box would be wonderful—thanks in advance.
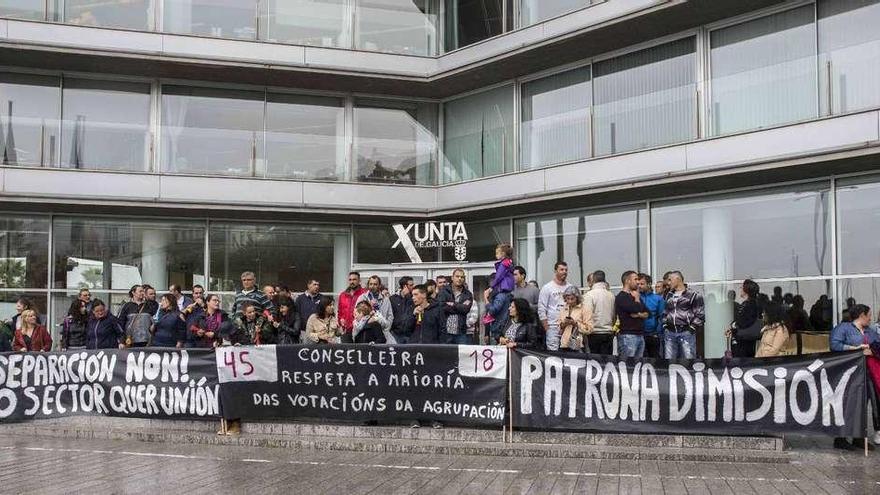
[830,321,878,352]
[86,315,124,350]
[641,291,665,335]
[153,309,186,347]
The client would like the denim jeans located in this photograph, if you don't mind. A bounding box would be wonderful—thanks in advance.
[443,333,471,345]
[664,331,696,359]
[545,325,561,351]
[618,334,645,358]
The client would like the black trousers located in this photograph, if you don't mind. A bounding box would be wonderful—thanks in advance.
[340,333,354,344]
[731,339,756,358]
[644,334,663,359]
[587,333,614,355]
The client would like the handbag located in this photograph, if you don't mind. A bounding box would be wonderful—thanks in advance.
[735,317,764,341]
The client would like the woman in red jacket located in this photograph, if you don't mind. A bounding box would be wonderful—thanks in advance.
[14,309,52,352]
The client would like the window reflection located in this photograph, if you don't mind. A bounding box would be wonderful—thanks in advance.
[161,85,264,176]
[442,85,514,183]
[52,217,205,291]
[0,0,44,19]
[209,223,350,293]
[61,79,151,171]
[652,186,831,282]
[519,0,590,26]
[837,175,880,275]
[710,6,817,136]
[164,0,257,39]
[0,216,49,289]
[593,37,696,155]
[354,98,437,185]
[263,0,351,48]
[444,0,508,51]
[266,93,345,181]
[0,73,60,167]
[63,0,153,30]
[818,0,880,115]
[520,65,591,169]
[356,0,438,56]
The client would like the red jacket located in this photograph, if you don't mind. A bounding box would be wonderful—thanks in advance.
[337,287,367,334]
[14,325,52,352]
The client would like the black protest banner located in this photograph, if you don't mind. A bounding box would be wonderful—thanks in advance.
[216,344,507,425]
[0,349,219,422]
[511,350,866,437]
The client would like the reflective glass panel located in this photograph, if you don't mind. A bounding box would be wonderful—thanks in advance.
[0,72,60,167]
[356,0,438,56]
[209,223,350,294]
[161,85,264,176]
[836,175,880,275]
[521,65,591,169]
[652,185,831,282]
[354,98,437,185]
[64,0,153,30]
[515,207,647,288]
[266,93,345,181]
[444,0,507,51]
[710,5,817,135]
[61,79,151,171]
[263,0,351,47]
[519,0,590,26]
[0,1,43,19]
[442,85,514,183]
[52,217,206,291]
[593,37,696,155]
[0,215,49,289]
[818,0,880,115]
[164,0,257,39]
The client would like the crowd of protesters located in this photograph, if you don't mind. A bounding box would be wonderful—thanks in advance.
[1,243,879,441]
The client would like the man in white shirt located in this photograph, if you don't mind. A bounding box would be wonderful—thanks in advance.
[538,261,573,351]
[584,270,616,355]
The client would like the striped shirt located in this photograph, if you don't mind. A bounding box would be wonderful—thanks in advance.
[232,289,275,318]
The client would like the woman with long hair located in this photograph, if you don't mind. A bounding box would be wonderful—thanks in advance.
[726,279,761,357]
[13,309,51,352]
[305,296,339,344]
[61,298,89,351]
[498,298,541,349]
[755,303,790,358]
[152,293,186,348]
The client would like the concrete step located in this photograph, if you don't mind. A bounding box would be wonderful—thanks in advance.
[0,418,790,463]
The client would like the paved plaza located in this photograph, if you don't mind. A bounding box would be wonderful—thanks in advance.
[0,435,878,494]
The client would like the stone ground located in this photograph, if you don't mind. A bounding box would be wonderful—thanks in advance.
[0,435,878,494]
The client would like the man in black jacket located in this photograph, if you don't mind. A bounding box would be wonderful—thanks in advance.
[436,268,473,345]
[390,276,415,343]
[404,284,445,344]
[295,279,323,322]
[615,270,648,358]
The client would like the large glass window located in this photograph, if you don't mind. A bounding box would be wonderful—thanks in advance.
[354,98,437,185]
[163,0,257,39]
[652,185,831,283]
[520,65,591,169]
[818,0,880,115]
[52,218,205,291]
[266,93,346,181]
[837,175,880,275]
[355,0,438,56]
[593,37,696,155]
[61,79,151,171]
[209,223,350,293]
[444,0,509,51]
[0,1,44,19]
[515,207,647,288]
[519,0,590,26]
[0,73,60,167]
[840,277,880,324]
[442,85,514,183]
[710,6,817,136]
[0,216,49,289]
[262,0,351,48]
[161,85,264,176]
[62,0,153,30]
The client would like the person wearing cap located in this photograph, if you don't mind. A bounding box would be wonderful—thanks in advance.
[558,286,593,352]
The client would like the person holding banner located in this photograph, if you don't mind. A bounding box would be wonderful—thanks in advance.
[754,303,790,358]
[191,294,228,348]
[831,304,879,451]
[85,300,125,350]
[405,284,444,344]
[13,309,51,352]
[305,296,341,344]
[499,298,542,349]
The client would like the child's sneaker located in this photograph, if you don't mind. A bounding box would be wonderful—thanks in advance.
[482,314,495,325]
